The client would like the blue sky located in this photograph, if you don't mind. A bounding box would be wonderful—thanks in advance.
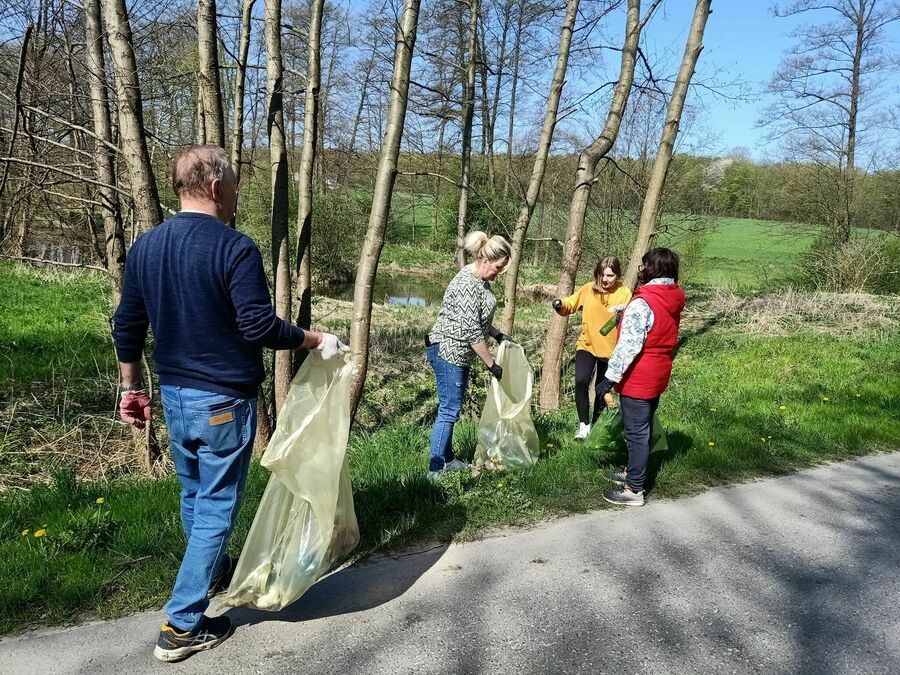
[642,0,900,159]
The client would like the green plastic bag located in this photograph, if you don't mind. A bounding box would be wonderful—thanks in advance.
[584,406,668,454]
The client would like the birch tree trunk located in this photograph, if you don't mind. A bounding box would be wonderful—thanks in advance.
[295,0,324,335]
[85,0,125,298]
[265,0,293,412]
[348,0,420,419]
[539,0,649,411]
[101,0,162,232]
[455,0,479,269]
[500,0,579,334]
[623,0,711,287]
[503,0,524,199]
[197,0,226,147]
[231,0,257,187]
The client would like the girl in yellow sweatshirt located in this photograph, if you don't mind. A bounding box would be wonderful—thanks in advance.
[552,256,632,439]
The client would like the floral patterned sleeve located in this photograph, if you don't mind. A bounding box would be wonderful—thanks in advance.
[605,299,654,383]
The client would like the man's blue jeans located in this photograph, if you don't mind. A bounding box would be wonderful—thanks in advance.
[160,385,257,631]
[426,344,469,472]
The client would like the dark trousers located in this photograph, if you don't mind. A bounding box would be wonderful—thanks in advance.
[621,394,660,492]
[574,350,609,425]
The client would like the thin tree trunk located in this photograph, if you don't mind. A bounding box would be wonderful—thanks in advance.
[503,0,524,199]
[348,0,420,419]
[295,0,324,338]
[539,0,649,411]
[265,0,293,413]
[488,0,513,190]
[85,0,125,298]
[101,0,164,469]
[101,0,163,232]
[197,0,226,147]
[456,0,479,269]
[344,41,378,183]
[477,24,494,187]
[500,0,579,334]
[231,0,257,188]
[431,115,447,242]
[841,0,864,245]
[623,0,711,287]
[0,26,32,202]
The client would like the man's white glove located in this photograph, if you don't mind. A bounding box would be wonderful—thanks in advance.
[315,332,348,360]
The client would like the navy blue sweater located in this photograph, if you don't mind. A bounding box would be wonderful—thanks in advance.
[112,212,305,398]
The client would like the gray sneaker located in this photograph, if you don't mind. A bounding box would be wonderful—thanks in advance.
[610,470,627,486]
[443,458,470,472]
[602,487,645,507]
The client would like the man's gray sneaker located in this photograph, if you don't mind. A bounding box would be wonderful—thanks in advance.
[602,488,645,507]
[610,470,627,486]
[443,458,470,472]
[153,615,233,662]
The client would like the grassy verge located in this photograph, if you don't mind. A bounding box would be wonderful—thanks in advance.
[2,323,897,634]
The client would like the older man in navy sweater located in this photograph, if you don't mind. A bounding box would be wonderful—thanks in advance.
[112,145,343,662]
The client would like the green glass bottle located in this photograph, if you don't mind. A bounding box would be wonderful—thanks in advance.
[599,313,619,336]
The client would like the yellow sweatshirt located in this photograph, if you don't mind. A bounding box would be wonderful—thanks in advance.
[558,282,632,359]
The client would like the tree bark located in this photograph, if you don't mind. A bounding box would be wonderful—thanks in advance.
[231,0,257,188]
[85,0,125,298]
[348,0,420,419]
[197,0,226,147]
[101,0,163,232]
[538,0,647,411]
[295,0,324,337]
[623,0,711,288]
[500,0,579,334]
[265,0,293,413]
[456,0,480,268]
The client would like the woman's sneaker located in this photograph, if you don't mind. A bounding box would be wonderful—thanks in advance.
[574,423,591,440]
[153,615,233,662]
[602,487,645,507]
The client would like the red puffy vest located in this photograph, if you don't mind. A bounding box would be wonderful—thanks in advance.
[614,283,685,399]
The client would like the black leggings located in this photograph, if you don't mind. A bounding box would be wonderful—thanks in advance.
[574,350,609,425]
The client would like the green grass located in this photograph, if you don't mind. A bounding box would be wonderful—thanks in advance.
[1,213,899,634]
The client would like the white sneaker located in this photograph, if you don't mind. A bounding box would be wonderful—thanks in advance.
[574,423,591,440]
[444,458,470,472]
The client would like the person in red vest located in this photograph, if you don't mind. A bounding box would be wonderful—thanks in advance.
[595,248,685,506]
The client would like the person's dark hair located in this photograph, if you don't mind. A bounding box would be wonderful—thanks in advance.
[638,248,679,284]
[593,256,621,285]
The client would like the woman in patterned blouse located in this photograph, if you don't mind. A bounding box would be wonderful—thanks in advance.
[426,231,512,481]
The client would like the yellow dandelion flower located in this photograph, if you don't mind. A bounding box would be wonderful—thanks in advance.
[855,393,861,398]
[822,396,829,402]
[20,529,29,536]
[708,441,715,446]
[34,529,46,538]
[546,443,554,448]
[760,438,766,443]
[96,497,105,504]
[497,482,505,488]
[490,457,498,464]
[779,405,786,411]
[709,407,717,412]
[768,435,772,439]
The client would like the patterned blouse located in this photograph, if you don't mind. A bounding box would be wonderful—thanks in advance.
[429,266,497,366]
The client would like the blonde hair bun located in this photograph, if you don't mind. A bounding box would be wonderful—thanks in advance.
[464,230,511,262]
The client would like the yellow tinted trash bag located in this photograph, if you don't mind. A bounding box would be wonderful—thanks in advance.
[474,341,540,471]
[222,351,359,611]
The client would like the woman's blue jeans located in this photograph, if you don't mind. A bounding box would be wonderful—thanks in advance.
[159,385,257,631]
[426,344,469,471]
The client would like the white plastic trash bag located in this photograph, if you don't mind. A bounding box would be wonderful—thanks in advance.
[474,341,540,471]
[222,351,359,611]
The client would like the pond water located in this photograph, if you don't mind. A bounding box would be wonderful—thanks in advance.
[319,273,447,307]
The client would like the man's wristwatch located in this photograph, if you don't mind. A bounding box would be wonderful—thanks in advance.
[121,382,146,392]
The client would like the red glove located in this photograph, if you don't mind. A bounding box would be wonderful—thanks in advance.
[119,390,152,428]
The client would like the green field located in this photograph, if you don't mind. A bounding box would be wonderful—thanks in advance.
[1,215,898,634]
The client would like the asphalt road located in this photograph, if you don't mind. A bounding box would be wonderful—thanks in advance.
[2,451,898,674]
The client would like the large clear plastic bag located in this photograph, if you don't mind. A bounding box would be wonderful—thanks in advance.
[222,351,359,611]
[474,341,540,471]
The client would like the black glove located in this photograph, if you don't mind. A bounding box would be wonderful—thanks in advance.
[595,377,614,399]
[552,299,563,312]
[495,332,508,344]
[488,363,503,380]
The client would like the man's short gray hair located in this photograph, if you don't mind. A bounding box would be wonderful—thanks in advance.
[171,145,232,198]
